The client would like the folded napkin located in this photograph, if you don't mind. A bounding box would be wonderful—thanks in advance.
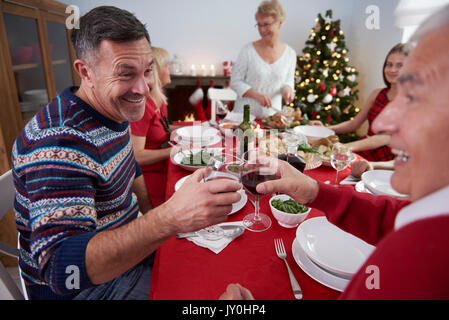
[183,222,245,254]
[339,174,360,185]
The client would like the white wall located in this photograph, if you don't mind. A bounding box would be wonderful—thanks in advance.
[68,0,402,107]
[347,0,402,103]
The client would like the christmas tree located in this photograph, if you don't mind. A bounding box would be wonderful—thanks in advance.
[292,10,360,141]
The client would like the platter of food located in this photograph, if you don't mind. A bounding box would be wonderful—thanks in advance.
[261,109,307,130]
[171,148,223,171]
[305,136,341,166]
[258,135,322,171]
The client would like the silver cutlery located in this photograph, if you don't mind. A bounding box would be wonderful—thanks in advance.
[274,238,303,300]
[177,224,244,239]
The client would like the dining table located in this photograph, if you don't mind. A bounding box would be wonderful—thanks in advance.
[149,121,362,300]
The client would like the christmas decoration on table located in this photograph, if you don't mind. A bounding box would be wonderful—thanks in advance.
[292,9,360,142]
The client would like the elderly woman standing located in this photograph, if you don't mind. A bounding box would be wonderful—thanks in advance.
[230,0,296,119]
[131,47,174,207]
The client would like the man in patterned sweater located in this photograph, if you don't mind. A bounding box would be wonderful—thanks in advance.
[12,6,241,300]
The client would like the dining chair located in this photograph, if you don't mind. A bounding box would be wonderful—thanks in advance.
[0,169,26,300]
[207,87,237,124]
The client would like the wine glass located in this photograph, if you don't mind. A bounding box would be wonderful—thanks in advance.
[241,148,280,232]
[330,143,353,185]
[216,101,229,123]
[281,106,295,131]
[197,153,243,240]
[278,131,308,172]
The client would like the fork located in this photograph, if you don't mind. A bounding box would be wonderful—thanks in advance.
[274,238,303,300]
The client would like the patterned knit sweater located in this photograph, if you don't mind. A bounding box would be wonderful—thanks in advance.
[12,87,140,299]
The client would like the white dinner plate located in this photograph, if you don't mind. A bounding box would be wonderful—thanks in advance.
[291,238,349,292]
[171,148,223,172]
[361,170,408,198]
[174,174,247,215]
[174,126,219,142]
[223,112,255,123]
[296,217,375,278]
[293,125,335,140]
[175,134,222,147]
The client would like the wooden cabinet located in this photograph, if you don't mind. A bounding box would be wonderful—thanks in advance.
[0,0,79,173]
[0,0,78,267]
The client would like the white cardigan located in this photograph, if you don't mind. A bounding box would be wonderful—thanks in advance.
[230,42,296,119]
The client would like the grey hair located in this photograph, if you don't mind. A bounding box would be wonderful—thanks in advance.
[410,4,449,42]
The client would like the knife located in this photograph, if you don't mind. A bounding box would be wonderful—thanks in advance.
[177,223,244,239]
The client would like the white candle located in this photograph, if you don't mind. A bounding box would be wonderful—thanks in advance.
[210,65,216,77]
[254,124,264,143]
[201,64,207,76]
[191,64,196,76]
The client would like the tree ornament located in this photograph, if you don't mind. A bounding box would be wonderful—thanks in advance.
[347,74,356,82]
[307,94,316,103]
[338,86,351,97]
[330,84,337,96]
[322,94,333,104]
[327,42,337,52]
[319,82,326,91]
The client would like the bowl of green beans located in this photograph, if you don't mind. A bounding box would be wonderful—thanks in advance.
[269,194,311,228]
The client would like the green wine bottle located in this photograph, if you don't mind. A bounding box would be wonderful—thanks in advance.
[237,105,254,157]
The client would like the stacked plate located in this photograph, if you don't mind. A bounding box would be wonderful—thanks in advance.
[361,170,408,198]
[21,89,49,115]
[292,217,375,292]
[173,125,221,146]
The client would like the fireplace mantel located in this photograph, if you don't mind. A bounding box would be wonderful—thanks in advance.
[165,75,230,122]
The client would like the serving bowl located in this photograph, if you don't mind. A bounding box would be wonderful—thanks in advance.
[269,194,311,228]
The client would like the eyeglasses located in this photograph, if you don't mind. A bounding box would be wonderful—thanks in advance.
[254,21,277,29]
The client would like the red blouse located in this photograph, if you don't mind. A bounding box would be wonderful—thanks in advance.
[357,88,395,162]
[130,97,170,207]
[130,97,169,173]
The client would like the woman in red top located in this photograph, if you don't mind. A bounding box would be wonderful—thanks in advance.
[131,47,176,207]
[327,44,410,161]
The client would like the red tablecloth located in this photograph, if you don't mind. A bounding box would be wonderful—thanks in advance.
[149,126,357,300]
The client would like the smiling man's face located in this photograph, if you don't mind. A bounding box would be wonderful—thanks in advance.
[373,25,449,201]
[88,38,154,123]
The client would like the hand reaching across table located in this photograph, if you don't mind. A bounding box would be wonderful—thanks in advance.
[255,157,319,205]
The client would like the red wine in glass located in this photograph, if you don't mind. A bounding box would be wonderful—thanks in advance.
[277,154,306,173]
[241,170,277,196]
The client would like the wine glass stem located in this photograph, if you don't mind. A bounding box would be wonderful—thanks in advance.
[335,170,340,185]
[254,196,261,221]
